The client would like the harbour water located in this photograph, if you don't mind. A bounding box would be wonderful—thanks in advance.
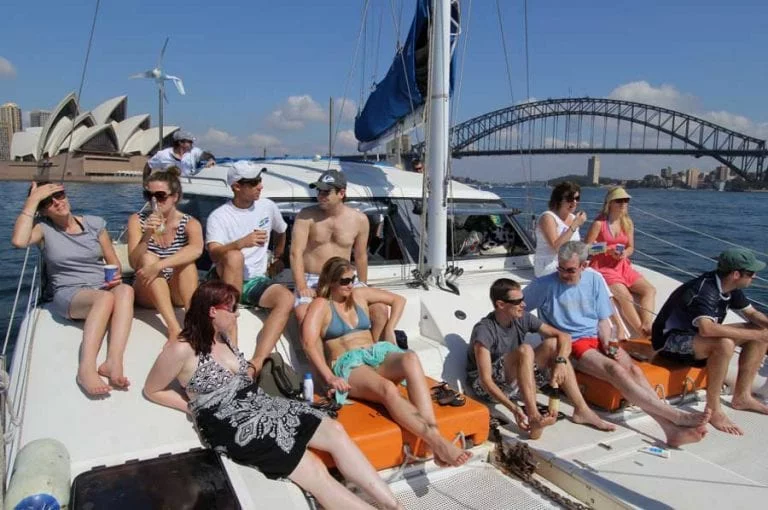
[0,181,766,355]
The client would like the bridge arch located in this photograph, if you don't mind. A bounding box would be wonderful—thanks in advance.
[415,98,767,181]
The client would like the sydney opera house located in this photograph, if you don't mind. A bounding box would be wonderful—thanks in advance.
[2,93,179,181]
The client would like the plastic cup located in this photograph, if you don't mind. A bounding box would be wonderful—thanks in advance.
[104,264,118,282]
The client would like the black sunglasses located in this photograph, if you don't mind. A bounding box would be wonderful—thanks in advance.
[143,190,172,202]
[565,194,581,202]
[557,266,580,275]
[338,275,357,286]
[501,296,524,305]
[238,177,262,187]
[39,190,67,209]
[613,198,630,204]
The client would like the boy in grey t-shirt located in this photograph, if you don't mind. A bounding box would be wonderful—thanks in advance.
[467,278,615,439]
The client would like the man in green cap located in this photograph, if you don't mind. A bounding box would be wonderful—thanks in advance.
[652,248,768,436]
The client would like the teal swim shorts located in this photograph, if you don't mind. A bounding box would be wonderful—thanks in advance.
[331,342,404,404]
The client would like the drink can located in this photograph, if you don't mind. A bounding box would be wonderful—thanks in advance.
[615,243,625,254]
[103,264,118,282]
[608,339,620,357]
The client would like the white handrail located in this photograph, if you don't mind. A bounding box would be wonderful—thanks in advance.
[2,246,32,355]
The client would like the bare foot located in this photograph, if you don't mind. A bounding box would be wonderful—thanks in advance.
[528,412,557,440]
[572,407,617,432]
[432,438,473,467]
[731,395,768,415]
[666,423,708,447]
[98,361,130,390]
[671,407,711,428]
[168,326,182,342]
[77,369,111,396]
[710,409,743,436]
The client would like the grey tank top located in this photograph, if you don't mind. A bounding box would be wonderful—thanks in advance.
[40,215,109,296]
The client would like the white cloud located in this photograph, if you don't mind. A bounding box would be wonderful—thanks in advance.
[334,129,359,152]
[267,95,326,130]
[608,81,698,112]
[608,81,768,139]
[0,56,16,78]
[333,97,358,121]
[246,132,283,148]
[199,128,240,147]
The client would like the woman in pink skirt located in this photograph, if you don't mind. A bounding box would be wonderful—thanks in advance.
[585,187,656,336]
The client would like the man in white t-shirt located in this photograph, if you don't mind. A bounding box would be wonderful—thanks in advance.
[145,130,214,179]
[206,161,293,376]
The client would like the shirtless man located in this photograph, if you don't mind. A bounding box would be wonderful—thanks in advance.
[291,169,388,340]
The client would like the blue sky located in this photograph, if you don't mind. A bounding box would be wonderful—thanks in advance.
[2,0,767,181]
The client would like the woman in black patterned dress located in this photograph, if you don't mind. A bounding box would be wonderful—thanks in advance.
[144,280,401,510]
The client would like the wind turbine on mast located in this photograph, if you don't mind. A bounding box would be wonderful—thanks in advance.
[130,37,186,150]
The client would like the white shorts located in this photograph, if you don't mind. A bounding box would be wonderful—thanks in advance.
[294,272,365,307]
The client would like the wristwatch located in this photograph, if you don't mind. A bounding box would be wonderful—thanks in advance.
[554,356,568,364]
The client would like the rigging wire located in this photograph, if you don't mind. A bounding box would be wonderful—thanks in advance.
[58,0,101,183]
[448,0,473,270]
[632,205,768,259]
[328,0,372,165]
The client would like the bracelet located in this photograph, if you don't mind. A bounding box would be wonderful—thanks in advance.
[20,211,35,219]
[554,356,568,364]
[569,226,577,233]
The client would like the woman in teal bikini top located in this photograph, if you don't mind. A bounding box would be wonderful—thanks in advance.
[301,257,473,468]
[322,300,372,341]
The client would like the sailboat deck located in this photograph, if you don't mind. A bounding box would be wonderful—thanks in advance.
[11,266,768,509]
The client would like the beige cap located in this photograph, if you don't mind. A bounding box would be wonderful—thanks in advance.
[605,187,631,202]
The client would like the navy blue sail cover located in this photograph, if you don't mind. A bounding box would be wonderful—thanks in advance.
[354,0,459,145]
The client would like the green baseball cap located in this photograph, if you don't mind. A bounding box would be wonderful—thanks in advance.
[717,248,766,273]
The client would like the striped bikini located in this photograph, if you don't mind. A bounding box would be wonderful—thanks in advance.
[138,211,190,281]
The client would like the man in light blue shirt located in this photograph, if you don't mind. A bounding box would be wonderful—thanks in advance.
[524,241,711,447]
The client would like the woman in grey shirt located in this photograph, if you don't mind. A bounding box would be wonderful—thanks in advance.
[11,182,134,396]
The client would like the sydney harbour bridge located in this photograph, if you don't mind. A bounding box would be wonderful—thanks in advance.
[413,98,768,182]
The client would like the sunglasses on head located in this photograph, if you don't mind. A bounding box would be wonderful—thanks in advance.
[213,302,238,313]
[557,265,581,275]
[238,177,262,187]
[501,296,524,305]
[613,198,630,204]
[565,194,580,202]
[39,190,67,209]
[338,275,357,286]
[143,190,172,202]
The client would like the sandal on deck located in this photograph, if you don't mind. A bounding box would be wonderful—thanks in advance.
[521,402,566,421]
[431,382,466,407]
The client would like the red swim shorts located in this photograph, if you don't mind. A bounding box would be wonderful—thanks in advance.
[571,337,600,360]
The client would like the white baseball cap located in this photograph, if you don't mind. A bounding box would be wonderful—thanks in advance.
[227,161,267,186]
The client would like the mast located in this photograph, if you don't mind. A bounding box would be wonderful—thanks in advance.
[424,0,451,283]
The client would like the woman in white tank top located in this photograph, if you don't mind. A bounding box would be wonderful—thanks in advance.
[534,182,588,277]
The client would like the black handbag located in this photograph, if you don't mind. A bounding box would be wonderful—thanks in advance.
[256,352,303,400]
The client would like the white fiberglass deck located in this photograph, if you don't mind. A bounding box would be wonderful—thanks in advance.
[11,264,768,509]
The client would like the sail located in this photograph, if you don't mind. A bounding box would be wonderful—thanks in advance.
[354,0,459,151]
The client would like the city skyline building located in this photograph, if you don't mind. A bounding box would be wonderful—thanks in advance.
[29,110,51,128]
[0,123,10,160]
[0,103,23,161]
[685,167,701,188]
[587,155,601,185]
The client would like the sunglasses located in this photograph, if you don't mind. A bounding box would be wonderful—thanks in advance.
[338,275,357,286]
[501,296,524,306]
[213,302,238,313]
[557,266,581,275]
[143,190,172,202]
[565,195,580,202]
[742,270,756,278]
[613,198,630,204]
[238,178,262,187]
[39,190,67,209]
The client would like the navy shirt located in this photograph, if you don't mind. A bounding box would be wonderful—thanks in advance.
[652,271,750,350]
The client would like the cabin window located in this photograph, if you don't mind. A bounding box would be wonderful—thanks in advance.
[446,204,534,259]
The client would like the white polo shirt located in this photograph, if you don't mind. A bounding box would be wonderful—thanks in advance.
[206,199,287,280]
[148,147,204,176]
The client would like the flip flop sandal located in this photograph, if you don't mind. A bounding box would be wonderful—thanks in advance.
[431,382,466,407]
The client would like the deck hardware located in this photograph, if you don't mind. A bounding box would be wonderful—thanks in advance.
[597,442,612,450]
[454,310,467,320]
